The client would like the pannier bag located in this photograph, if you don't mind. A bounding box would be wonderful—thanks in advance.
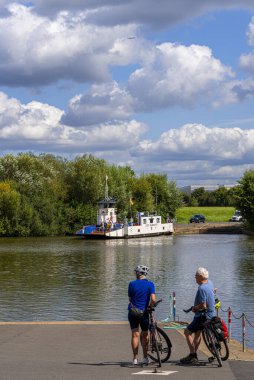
[210,316,228,341]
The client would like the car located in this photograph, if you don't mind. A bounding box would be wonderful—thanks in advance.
[189,214,206,223]
[230,210,243,222]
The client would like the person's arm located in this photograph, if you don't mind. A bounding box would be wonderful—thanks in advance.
[192,302,206,313]
[150,293,156,307]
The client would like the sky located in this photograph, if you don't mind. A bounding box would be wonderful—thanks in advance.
[1,1,254,186]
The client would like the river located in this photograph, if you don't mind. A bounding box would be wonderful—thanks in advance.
[0,234,254,348]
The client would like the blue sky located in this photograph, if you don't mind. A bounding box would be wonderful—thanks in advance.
[1,1,254,186]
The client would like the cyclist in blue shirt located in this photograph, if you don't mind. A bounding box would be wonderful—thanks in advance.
[128,265,156,366]
[180,267,215,364]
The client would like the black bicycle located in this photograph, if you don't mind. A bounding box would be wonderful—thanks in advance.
[141,299,172,367]
[202,318,229,363]
[183,307,229,367]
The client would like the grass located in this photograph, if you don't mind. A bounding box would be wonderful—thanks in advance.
[175,207,236,223]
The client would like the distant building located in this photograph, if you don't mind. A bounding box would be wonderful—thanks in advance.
[180,184,238,196]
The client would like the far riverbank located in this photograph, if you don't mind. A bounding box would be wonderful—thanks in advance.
[173,222,244,234]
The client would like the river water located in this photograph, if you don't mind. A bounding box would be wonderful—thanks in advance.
[0,234,254,348]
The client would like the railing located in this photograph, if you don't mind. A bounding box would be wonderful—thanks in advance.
[162,292,254,352]
[220,306,254,352]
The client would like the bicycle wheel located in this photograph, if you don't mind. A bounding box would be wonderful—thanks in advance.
[219,338,229,361]
[202,331,229,361]
[145,326,172,363]
[203,328,222,367]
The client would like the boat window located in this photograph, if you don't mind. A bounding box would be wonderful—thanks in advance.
[143,219,146,224]
[150,218,154,223]
[156,218,160,223]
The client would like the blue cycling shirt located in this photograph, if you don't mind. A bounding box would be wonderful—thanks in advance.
[194,280,215,319]
[128,278,155,311]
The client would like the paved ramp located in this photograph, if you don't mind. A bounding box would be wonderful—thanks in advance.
[0,322,252,379]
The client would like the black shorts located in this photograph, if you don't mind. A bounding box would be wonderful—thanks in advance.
[187,315,206,333]
[128,310,149,331]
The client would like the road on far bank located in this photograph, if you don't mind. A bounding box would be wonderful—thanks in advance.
[173,222,244,235]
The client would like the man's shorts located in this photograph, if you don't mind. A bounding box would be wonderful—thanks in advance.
[128,310,149,331]
[187,315,206,333]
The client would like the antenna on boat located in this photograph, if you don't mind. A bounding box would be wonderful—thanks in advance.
[155,186,158,212]
[105,175,109,200]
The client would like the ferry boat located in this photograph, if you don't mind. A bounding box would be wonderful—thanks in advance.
[75,178,174,239]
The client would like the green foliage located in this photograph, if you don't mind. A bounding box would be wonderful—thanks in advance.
[0,182,21,236]
[0,153,182,236]
[234,170,254,227]
[182,186,238,207]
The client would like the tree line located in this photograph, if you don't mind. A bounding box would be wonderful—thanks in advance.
[1,153,254,237]
[182,186,238,207]
[0,153,182,237]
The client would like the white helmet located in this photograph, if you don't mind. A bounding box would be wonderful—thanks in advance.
[135,265,149,276]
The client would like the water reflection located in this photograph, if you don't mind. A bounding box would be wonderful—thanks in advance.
[0,235,254,348]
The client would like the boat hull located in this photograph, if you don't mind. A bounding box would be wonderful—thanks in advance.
[76,223,174,239]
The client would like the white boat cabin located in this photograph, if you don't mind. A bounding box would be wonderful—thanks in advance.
[137,212,161,226]
[97,198,117,226]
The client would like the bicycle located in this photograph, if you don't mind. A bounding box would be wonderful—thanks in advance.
[141,299,172,367]
[202,318,229,363]
[183,307,229,367]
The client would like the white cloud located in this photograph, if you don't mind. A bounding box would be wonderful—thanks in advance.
[239,17,254,75]
[62,81,136,126]
[62,42,235,125]
[0,91,146,152]
[0,3,137,86]
[212,79,254,107]
[128,43,233,110]
[135,123,254,165]
[0,92,64,145]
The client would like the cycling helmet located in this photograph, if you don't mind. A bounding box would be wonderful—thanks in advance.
[134,265,149,276]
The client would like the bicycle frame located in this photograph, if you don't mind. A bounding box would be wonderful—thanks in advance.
[144,300,172,366]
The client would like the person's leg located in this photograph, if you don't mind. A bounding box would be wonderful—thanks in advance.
[184,328,195,354]
[141,330,148,358]
[193,330,202,352]
[180,317,202,363]
[131,328,140,360]
[128,312,140,363]
[140,314,150,364]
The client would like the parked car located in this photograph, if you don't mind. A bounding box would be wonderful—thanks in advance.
[189,214,206,223]
[230,210,243,222]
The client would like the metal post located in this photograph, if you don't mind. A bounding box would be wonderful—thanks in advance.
[228,307,232,343]
[242,313,246,352]
[161,293,173,323]
[173,291,176,321]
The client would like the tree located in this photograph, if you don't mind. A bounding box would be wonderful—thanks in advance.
[234,170,254,226]
[0,182,21,236]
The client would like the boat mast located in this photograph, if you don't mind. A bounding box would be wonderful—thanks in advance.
[105,175,109,200]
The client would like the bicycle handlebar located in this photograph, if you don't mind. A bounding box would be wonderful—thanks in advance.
[154,299,162,307]
[147,299,162,312]
[183,307,193,313]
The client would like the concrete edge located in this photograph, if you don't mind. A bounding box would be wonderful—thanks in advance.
[0,321,129,325]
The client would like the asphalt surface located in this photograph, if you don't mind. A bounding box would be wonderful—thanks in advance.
[0,322,253,380]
